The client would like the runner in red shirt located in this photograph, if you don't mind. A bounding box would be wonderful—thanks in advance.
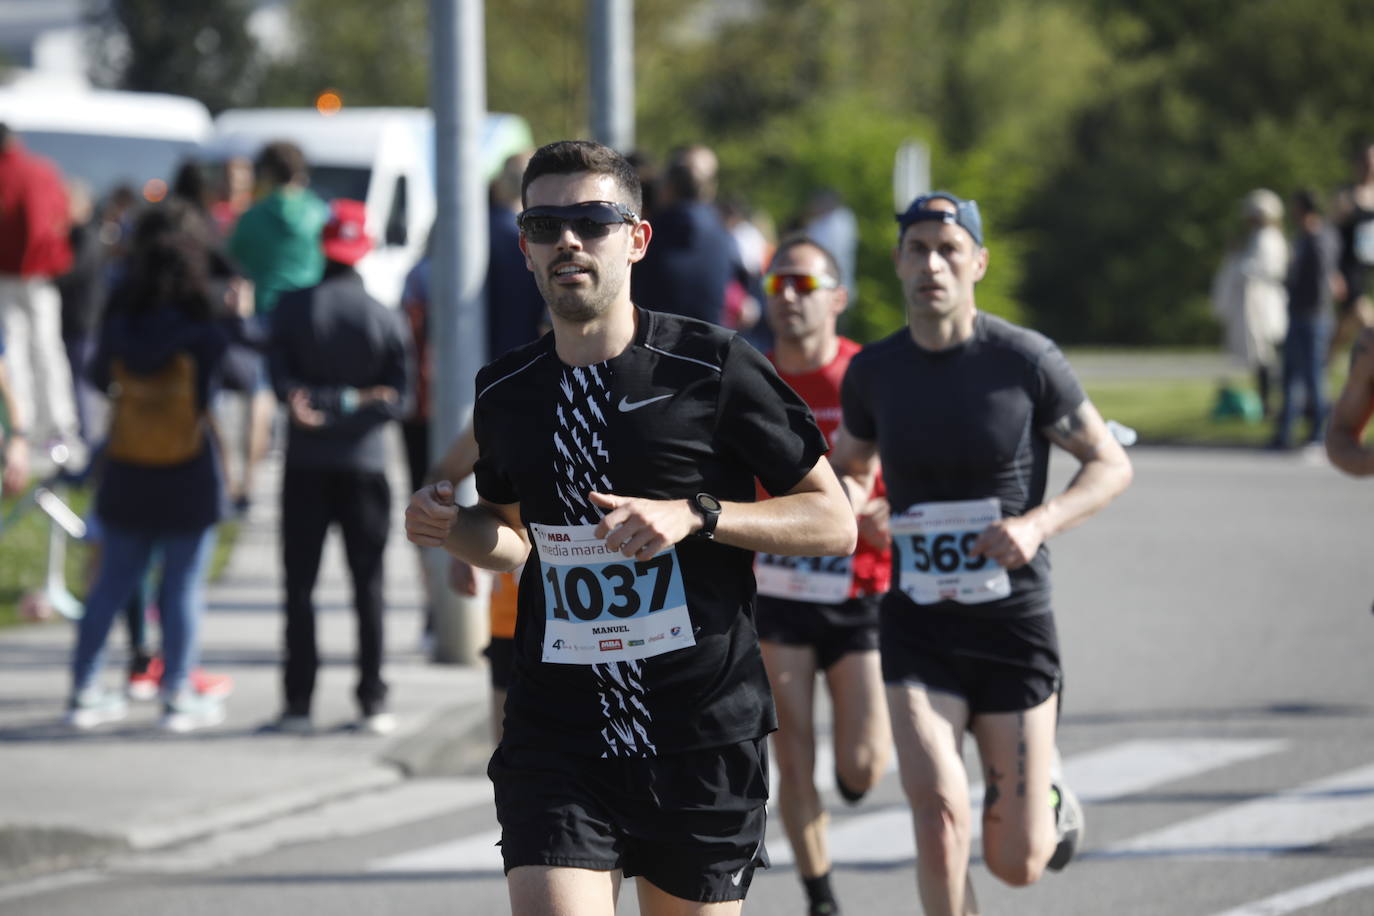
[755,235,892,916]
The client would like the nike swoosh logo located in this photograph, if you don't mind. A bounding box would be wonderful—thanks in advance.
[730,866,745,887]
[617,394,672,412]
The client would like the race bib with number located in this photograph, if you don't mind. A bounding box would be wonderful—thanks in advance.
[532,522,696,665]
[754,553,853,604]
[888,498,1011,606]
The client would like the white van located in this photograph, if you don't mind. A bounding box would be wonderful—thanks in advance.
[0,75,212,200]
[204,107,534,307]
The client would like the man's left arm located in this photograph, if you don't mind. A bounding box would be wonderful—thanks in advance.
[971,399,1133,569]
[589,459,857,560]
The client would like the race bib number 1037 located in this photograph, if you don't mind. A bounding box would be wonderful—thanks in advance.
[531,522,695,665]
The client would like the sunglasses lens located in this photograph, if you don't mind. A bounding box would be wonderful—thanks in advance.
[569,217,613,239]
[765,274,823,296]
[521,216,562,243]
[520,204,629,243]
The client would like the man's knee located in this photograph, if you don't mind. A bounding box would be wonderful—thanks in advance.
[982,829,1050,888]
[835,743,885,797]
[910,795,972,872]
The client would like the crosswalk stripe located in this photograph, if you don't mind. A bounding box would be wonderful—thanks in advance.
[1104,762,1374,858]
[770,738,1284,867]
[1206,865,1374,915]
[368,828,503,874]
[365,738,1295,875]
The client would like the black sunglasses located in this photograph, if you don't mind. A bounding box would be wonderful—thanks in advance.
[517,201,639,244]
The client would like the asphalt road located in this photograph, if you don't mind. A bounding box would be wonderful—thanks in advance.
[7,446,1374,916]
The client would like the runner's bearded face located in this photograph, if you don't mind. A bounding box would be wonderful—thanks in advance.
[520,172,641,323]
[764,244,843,345]
[894,211,987,322]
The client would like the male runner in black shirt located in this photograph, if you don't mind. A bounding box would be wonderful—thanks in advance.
[406,140,856,915]
[830,192,1132,915]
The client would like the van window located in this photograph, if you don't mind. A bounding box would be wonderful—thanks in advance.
[309,166,370,203]
[19,132,202,200]
[385,176,408,247]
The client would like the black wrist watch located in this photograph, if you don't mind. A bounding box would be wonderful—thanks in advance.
[690,492,722,540]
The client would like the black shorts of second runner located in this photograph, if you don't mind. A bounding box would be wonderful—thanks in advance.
[483,637,515,691]
[489,737,770,903]
[880,594,1061,716]
[755,594,881,670]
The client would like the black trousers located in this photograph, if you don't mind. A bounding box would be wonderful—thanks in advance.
[281,467,390,717]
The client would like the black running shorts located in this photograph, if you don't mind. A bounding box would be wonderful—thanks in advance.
[880,594,1061,715]
[755,594,881,670]
[489,738,771,903]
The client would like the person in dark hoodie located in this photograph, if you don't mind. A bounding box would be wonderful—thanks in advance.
[265,198,410,735]
[67,205,241,733]
[227,141,329,515]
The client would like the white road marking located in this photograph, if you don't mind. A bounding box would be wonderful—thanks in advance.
[769,738,1284,867]
[1104,762,1374,858]
[1206,865,1374,915]
[368,827,503,874]
[108,778,493,874]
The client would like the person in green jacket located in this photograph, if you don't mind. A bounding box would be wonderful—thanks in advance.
[227,141,330,514]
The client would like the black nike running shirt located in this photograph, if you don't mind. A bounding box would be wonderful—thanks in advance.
[473,308,828,757]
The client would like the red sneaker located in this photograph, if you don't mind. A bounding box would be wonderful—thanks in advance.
[127,659,159,701]
[190,668,234,698]
[129,656,235,699]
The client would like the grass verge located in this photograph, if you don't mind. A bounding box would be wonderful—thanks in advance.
[0,485,241,630]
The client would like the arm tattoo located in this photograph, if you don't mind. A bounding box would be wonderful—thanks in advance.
[1046,404,1102,459]
[1049,408,1087,441]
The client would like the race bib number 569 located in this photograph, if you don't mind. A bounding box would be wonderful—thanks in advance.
[531,522,696,665]
[888,498,1011,606]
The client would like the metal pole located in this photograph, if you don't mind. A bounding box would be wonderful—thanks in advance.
[428,0,490,665]
[588,0,634,152]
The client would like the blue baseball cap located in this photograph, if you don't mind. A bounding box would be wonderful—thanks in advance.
[896,192,983,247]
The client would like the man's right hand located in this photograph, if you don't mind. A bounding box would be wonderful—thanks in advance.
[406,480,459,547]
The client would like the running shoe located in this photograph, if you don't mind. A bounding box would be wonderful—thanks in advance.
[66,687,129,730]
[126,657,159,701]
[160,689,227,733]
[189,667,234,698]
[1047,781,1084,871]
[129,656,235,700]
[357,711,398,736]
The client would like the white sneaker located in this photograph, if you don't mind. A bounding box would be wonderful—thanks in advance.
[1048,781,1084,871]
[358,712,397,736]
[160,690,226,733]
[65,687,128,730]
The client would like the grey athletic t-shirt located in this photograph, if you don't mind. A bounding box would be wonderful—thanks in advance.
[840,312,1085,618]
[474,308,828,757]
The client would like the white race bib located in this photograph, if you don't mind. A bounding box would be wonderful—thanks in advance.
[888,498,1011,606]
[532,522,696,665]
[754,553,853,604]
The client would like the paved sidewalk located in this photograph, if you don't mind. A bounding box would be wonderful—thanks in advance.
[0,449,494,882]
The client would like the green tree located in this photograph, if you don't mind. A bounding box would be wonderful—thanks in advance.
[85,0,259,113]
[1023,0,1374,344]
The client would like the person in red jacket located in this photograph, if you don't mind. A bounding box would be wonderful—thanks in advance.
[0,123,79,466]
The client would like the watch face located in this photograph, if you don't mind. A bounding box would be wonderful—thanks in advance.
[698,494,722,512]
